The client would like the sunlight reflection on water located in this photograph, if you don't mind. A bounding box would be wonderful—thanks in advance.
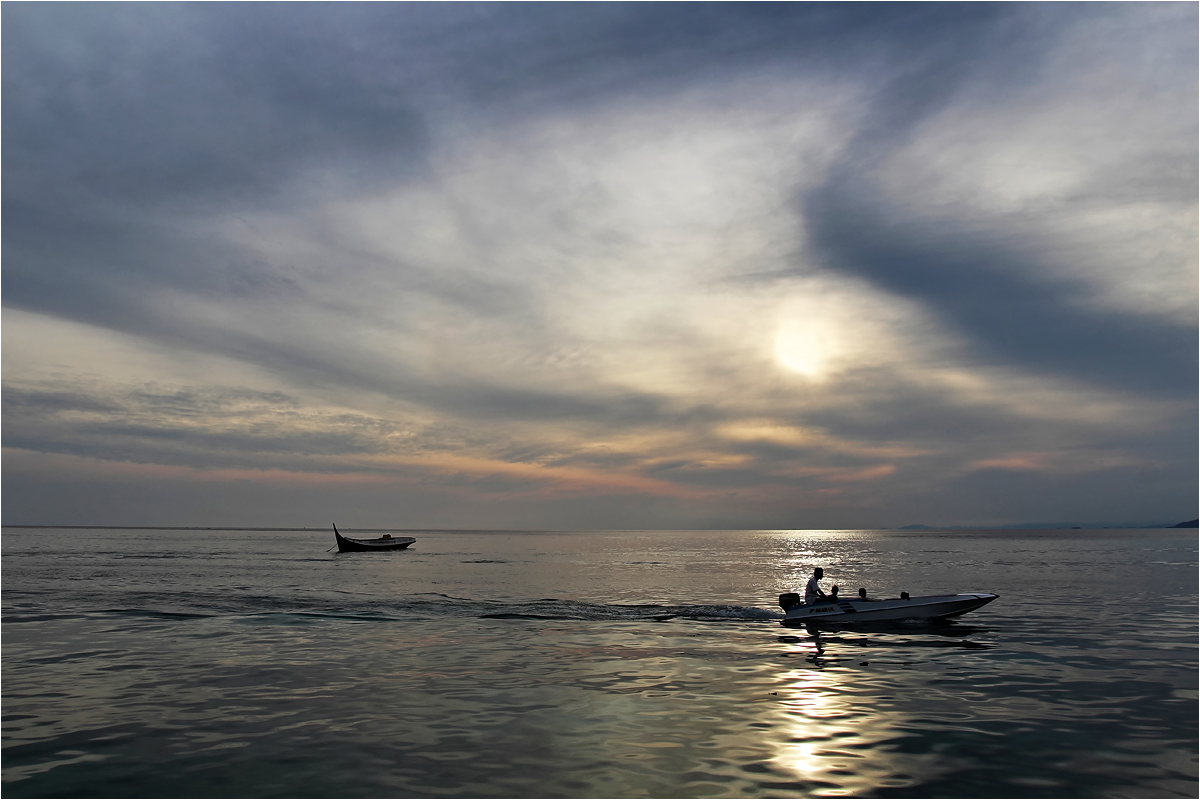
[769,660,955,796]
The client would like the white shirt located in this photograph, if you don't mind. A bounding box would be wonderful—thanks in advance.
[805,576,825,604]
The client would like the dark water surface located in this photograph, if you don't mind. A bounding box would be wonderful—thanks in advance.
[3,528,1196,798]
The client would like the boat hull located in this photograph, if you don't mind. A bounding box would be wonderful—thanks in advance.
[782,593,997,626]
[333,524,416,553]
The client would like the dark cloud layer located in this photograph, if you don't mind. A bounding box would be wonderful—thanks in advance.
[806,197,1197,395]
[7,3,1189,342]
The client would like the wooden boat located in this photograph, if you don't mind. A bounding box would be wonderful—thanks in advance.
[332,524,416,552]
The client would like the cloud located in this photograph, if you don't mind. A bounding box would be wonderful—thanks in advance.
[2,3,1195,527]
[800,3,1197,397]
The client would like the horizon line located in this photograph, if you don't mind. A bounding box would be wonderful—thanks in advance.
[1,523,1189,532]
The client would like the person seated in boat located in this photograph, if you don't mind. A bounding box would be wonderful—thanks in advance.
[829,585,839,601]
[804,568,829,605]
[857,587,875,601]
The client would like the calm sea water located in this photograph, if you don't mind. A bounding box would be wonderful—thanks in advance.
[2,527,1196,798]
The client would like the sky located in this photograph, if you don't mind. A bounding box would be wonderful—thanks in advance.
[2,2,1196,530]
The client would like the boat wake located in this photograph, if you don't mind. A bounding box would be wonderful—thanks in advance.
[473,598,783,622]
[4,592,785,624]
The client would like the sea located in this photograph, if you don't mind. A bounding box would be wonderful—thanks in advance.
[2,527,1196,799]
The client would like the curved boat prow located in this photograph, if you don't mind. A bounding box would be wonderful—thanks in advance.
[944,592,998,618]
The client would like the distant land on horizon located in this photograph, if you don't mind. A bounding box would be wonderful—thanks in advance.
[899,520,1196,531]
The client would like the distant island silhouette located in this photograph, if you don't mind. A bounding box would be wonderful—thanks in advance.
[897,521,1189,530]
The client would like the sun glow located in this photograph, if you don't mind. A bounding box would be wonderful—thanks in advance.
[775,323,837,379]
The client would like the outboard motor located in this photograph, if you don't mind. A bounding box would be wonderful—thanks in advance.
[778,592,801,611]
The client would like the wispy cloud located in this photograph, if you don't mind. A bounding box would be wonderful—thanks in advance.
[3,3,1195,527]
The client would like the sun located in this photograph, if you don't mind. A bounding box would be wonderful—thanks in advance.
[774,324,833,379]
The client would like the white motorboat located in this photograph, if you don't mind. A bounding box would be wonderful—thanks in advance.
[778,591,997,625]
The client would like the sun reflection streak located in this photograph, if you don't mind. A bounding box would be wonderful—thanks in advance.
[766,645,957,795]
[771,666,851,783]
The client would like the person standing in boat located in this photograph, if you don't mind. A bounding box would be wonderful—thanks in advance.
[804,567,829,604]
